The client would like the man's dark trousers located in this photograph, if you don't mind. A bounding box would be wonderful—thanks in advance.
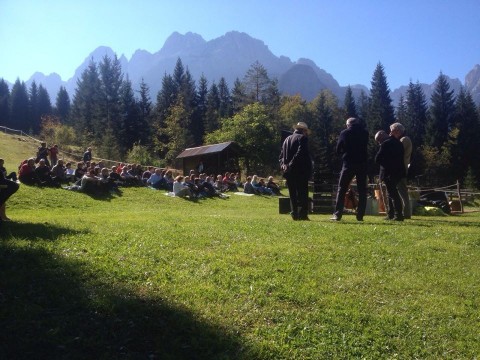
[384,177,403,219]
[333,163,367,220]
[286,174,309,220]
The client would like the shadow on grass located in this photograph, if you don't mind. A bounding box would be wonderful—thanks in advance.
[79,187,123,201]
[0,221,88,241]
[0,230,267,359]
[402,217,480,228]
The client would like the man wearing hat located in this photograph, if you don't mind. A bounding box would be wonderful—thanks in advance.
[279,122,312,220]
[331,117,369,221]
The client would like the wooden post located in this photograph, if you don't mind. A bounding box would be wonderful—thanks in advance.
[457,180,464,213]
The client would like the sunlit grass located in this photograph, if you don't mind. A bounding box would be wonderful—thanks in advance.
[1,132,479,359]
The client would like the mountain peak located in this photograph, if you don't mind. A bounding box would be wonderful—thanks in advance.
[160,31,205,55]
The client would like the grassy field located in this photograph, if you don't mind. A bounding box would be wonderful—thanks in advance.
[1,133,479,359]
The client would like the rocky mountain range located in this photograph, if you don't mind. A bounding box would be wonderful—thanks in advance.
[5,31,480,107]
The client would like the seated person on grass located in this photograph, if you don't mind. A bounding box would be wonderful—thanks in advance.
[121,165,137,186]
[74,162,86,183]
[142,166,154,184]
[18,158,38,185]
[147,168,166,189]
[164,170,174,191]
[252,175,273,195]
[0,158,17,182]
[80,169,103,194]
[99,167,118,191]
[35,159,60,187]
[267,176,282,195]
[109,166,124,186]
[173,175,193,198]
[65,162,76,183]
[243,176,257,194]
[222,172,238,192]
[51,159,68,184]
[215,174,228,192]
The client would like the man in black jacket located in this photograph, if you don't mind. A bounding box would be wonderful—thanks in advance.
[331,117,369,221]
[279,122,312,220]
[375,130,406,221]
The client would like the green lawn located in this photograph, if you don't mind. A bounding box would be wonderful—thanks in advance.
[1,133,479,359]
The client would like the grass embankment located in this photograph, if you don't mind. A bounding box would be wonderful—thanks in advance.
[1,133,479,359]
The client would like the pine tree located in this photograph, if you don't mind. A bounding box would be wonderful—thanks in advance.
[137,79,152,146]
[309,90,337,173]
[231,78,247,114]
[28,81,40,133]
[0,79,10,127]
[395,95,407,124]
[243,61,271,103]
[192,74,208,145]
[451,87,480,182]
[55,86,71,123]
[218,77,232,118]
[366,63,394,178]
[368,62,395,133]
[10,79,30,132]
[98,54,123,139]
[425,73,456,149]
[205,82,220,134]
[356,90,370,125]
[71,60,102,142]
[118,78,140,154]
[152,73,176,157]
[172,58,185,97]
[264,78,281,115]
[37,85,52,125]
[343,85,358,119]
[404,81,428,147]
[181,68,198,146]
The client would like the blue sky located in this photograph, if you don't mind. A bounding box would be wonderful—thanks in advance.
[1,0,479,90]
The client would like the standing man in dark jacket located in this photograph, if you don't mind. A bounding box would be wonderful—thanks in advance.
[279,122,312,221]
[83,147,92,163]
[375,130,406,221]
[331,117,369,221]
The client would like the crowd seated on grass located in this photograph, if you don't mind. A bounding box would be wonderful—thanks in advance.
[15,149,283,198]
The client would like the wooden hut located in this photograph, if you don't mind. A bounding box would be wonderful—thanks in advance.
[176,142,243,176]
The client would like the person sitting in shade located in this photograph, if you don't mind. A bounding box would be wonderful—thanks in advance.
[0,158,17,182]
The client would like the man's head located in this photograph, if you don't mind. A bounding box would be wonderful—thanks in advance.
[389,122,405,139]
[375,130,389,144]
[346,117,359,128]
[293,122,310,135]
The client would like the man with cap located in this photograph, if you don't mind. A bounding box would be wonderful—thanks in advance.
[279,122,312,220]
[331,117,369,221]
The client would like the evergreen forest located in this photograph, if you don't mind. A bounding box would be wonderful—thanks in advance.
[1,56,479,188]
